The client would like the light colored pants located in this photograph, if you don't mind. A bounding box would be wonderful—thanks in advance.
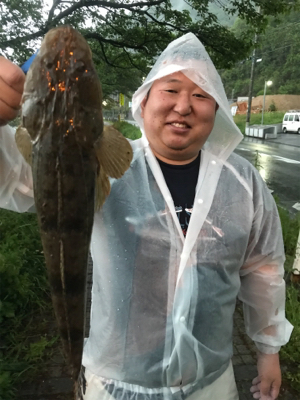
[81,362,239,400]
[185,362,239,400]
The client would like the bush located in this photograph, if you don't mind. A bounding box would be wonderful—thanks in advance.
[268,101,277,112]
[112,121,142,140]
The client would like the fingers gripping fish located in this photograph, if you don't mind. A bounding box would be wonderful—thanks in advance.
[15,26,133,398]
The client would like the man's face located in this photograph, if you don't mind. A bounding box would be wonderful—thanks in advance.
[141,71,218,164]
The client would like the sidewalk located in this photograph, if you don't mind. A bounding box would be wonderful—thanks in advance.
[268,133,300,148]
[243,133,300,148]
[17,262,295,400]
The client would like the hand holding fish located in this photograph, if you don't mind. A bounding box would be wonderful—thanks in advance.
[0,56,25,126]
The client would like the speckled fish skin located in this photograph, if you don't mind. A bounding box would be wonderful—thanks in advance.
[20,26,104,392]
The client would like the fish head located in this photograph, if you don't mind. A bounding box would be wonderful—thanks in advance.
[22,25,103,144]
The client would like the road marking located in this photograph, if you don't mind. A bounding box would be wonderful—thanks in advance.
[237,148,300,164]
[272,155,300,164]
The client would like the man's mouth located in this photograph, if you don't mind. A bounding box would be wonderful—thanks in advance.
[169,122,190,128]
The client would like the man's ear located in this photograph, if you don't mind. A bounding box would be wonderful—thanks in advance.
[140,96,148,118]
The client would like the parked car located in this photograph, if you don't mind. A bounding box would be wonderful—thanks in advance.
[282,110,300,134]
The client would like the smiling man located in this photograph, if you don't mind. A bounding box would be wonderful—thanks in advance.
[140,73,218,164]
[82,33,293,400]
[0,33,293,400]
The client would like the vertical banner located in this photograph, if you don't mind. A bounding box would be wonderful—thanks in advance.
[119,93,124,106]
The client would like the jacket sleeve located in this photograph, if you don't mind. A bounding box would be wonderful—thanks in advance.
[0,124,34,212]
[238,169,293,354]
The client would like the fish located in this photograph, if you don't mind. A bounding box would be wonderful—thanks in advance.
[15,25,133,398]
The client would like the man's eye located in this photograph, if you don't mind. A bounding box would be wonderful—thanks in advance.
[165,89,177,93]
[194,94,206,98]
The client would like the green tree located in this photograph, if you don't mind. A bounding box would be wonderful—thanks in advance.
[0,0,297,99]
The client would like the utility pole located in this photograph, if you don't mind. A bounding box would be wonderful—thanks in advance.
[245,33,258,130]
[246,6,260,131]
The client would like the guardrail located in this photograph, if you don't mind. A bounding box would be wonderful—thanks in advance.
[245,123,283,139]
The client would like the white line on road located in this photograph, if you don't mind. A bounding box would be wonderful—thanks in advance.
[293,203,300,211]
[237,148,300,164]
[272,155,300,164]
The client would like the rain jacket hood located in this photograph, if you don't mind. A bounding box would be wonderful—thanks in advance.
[132,32,243,161]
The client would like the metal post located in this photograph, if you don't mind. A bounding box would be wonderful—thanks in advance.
[261,81,267,125]
[293,230,300,275]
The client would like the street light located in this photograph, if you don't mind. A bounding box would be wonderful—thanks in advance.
[261,80,273,124]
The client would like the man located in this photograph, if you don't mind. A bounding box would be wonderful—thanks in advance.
[0,33,293,400]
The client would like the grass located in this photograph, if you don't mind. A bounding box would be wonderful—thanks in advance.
[280,284,300,392]
[234,112,285,134]
[276,205,300,393]
[0,209,58,400]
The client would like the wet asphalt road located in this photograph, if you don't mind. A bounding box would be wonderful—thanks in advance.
[234,134,300,214]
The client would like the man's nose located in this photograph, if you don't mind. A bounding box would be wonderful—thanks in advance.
[173,93,192,116]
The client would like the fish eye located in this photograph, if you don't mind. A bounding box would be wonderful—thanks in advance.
[77,65,86,73]
[76,63,86,73]
[46,62,54,69]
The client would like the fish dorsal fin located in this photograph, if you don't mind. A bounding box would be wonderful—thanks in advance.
[95,166,111,210]
[15,125,32,166]
[95,125,133,178]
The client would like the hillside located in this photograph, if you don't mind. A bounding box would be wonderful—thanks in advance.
[220,10,300,98]
[231,94,300,114]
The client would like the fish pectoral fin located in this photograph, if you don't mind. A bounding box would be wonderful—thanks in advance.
[95,166,111,210]
[15,125,32,166]
[94,125,133,179]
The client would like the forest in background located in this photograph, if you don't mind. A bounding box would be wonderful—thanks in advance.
[220,10,300,99]
[1,0,298,101]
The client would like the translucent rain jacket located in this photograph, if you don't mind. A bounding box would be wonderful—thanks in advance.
[0,32,293,400]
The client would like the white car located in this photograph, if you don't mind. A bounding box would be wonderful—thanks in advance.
[282,110,300,134]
